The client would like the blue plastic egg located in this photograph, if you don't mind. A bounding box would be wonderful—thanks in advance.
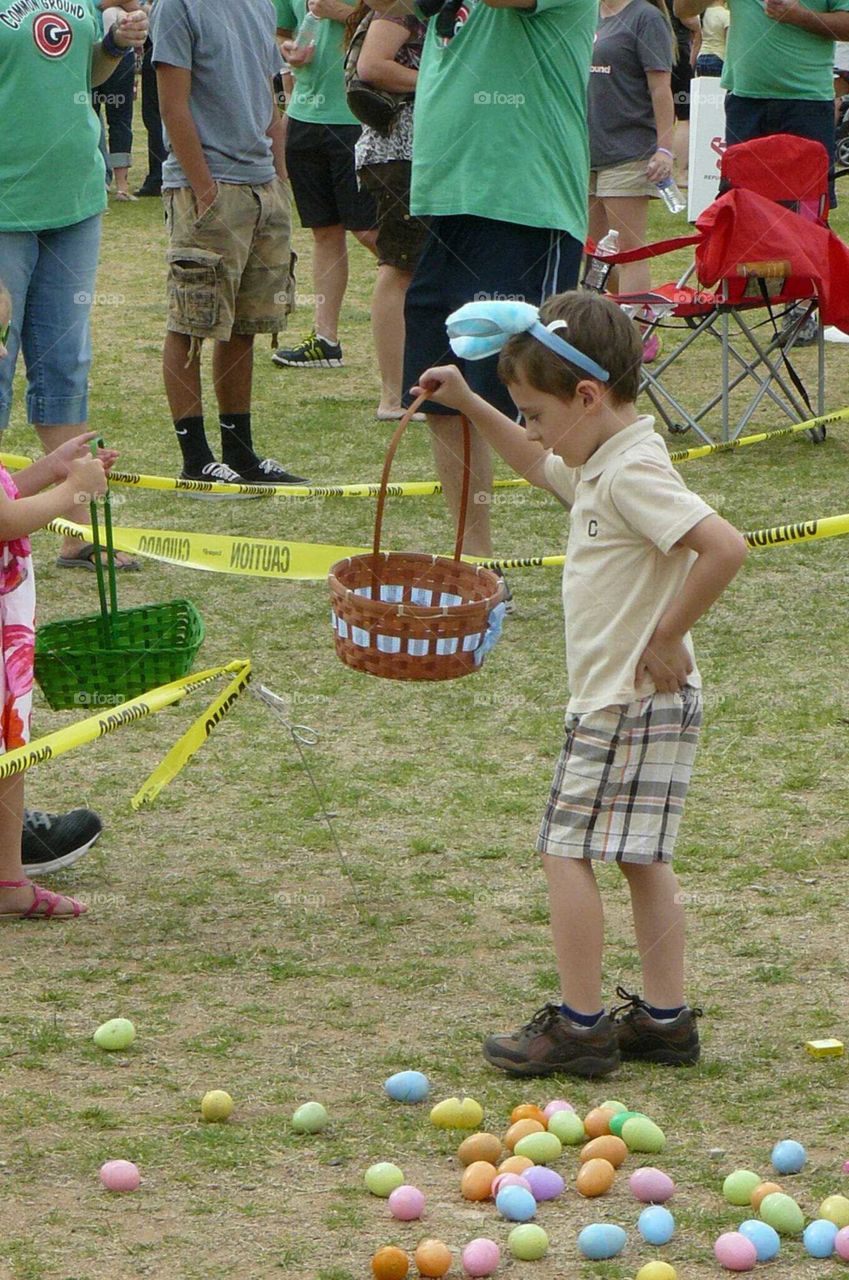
[383,1070,430,1103]
[803,1219,838,1258]
[738,1219,781,1262]
[495,1185,537,1223]
[771,1139,806,1175]
[577,1224,627,1260]
[638,1205,675,1246]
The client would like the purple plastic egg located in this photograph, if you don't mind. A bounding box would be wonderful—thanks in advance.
[629,1166,675,1203]
[715,1231,758,1272]
[523,1166,565,1202]
[388,1184,425,1220]
[461,1237,500,1277]
[543,1099,574,1118]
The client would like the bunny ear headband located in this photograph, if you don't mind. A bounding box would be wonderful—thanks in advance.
[445,300,610,382]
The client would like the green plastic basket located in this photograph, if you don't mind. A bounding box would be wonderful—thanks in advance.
[34,443,205,710]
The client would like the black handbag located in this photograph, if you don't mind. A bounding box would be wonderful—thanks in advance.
[344,13,413,135]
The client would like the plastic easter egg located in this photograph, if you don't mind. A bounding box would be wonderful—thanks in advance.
[622,1116,666,1154]
[750,1181,782,1211]
[638,1205,675,1246]
[836,1226,849,1260]
[461,1161,497,1201]
[584,1106,616,1138]
[581,1135,628,1168]
[497,1155,534,1175]
[510,1103,547,1127]
[543,1099,574,1119]
[629,1166,675,1203]
[771,1139,806,1175]
[514,1131,562,1165]
[508,1224,549,1261]
[803,1219,838,1257]
[759,1191,805,1235]
[495,1184,536,1222]
[610,1109,648,1137]
[372,1246,409,1280]
[635,1264,677,1280]
[93,1017,136,1051]
[413,1239,452,1278]
[384,1070,430,1104]
[576,1157,616,1197]
[365,1162,405,1197]
[458,1133,502,1167]
[430,1096,483,1130]
[504,1118,545,1151]
[600,1099,628,1114]
[738,1220,781,1262]
[578,1223,627,1260]
[491,1173,532,1197]
[844,1161,849,1175]
[291,1101,328,1133]
[714,1231,758,1271]
[820,1195,849,1228]
[546,1110,585,1145]
[461,1238,500,1277]
[201,1090,233,1122]
[99,1159,140,1192]
[723,1170,761,1206]
[523,1165,564,1201]
[389,1185,425,1221]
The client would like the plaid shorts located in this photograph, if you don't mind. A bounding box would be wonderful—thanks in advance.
[537,688,702,865]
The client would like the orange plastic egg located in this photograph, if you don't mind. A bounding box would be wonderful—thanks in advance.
[372,1245,410,1280]
[414,1239,453,1278]
[504,1118,545,1151]
[751,1181,783,1210]
[498,1154,535,1175]
[583,1106,617,1138]
[457,1132,502,1167]
[510,1103,548,1127]
[461,1160,497,1201]
[580,1135,628,1168]
[576,1157,616,1197]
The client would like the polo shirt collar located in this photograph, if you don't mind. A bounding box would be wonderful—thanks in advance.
[579,415,657,481]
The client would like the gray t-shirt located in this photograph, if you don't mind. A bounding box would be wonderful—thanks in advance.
[588,0,673,170]
[152,0,283,187]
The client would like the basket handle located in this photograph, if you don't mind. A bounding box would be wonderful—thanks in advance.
[88,438,118,641]
[372,393,473,566]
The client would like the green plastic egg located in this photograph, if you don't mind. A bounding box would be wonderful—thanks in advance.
[93,1018,136,1052]
[600,1099,628,1115]
[364,1161,405,1197]
[546,1110,585,1145]
[610,1110,648,1137]
[760,1191,805,1235]
[723,1169,762,1206]
[514,1131,563,1165]
[508,1224,549,1260]
[621,1116,666,1153]
[291,1101,329,1133]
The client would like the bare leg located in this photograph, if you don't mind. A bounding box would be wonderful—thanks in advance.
[162,330,202,422]
[673,120,690,187]
[427,414,493,557]
[34,423,133,566]
[0,775,84,916]
[213,334,253,415]
[542,854,604,1014]
[113,165,131,197]
[602,196,651,294]
[351,227,379,257]
[371,264,412,414]
[619,861,686,1008]
[312,225,349,343]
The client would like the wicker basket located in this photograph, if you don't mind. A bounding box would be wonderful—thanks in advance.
[328,398,505,681]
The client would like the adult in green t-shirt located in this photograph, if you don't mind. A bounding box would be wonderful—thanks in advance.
[371,0,595,563]
[271,0,378,371]
[0,0,147,569]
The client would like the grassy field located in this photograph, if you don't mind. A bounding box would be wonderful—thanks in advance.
[1,117,848,1280]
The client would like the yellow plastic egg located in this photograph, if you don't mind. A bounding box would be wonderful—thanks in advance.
[580,1135,628,1168]
[504,1118,545,1151]
[498,1155,535,1175]
[414,1239,453,1278]
[457,1132,502,1167]
[460,1160,497,1201]
[583,1106,617,1138]
[576,1157,616,1197]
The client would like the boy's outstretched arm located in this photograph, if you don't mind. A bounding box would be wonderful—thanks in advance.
[413,366,555,491]
[637,514,748,692]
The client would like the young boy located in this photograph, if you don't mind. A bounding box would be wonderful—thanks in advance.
[413,291,747,1078]
[152,0,307,490]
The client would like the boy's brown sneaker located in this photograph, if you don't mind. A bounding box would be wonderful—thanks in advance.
[611,987,702,1066]
[483,1004,620,1078]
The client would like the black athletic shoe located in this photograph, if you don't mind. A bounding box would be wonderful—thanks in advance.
[271,331,343,368]
[236,458,308,486]
[483,1004,620,1078]
[611,986,702,1066]
[781,302,818,348]
[21,808,102,874]
[178,460,257,500]
[134,181,162,198]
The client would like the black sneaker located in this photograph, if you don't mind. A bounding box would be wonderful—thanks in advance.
[236,458,308,486]
[781,302,818,348]
[177,460,258,500]
[21,808,102,874]
[271,331,343,369]
[611,986,702,1066]
[483,1004,620,1078]
[134,181,162,198]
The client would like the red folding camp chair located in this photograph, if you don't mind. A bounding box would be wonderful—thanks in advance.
[597,135,832,444]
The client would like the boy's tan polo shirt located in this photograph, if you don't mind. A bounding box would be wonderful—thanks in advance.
[543,416,715,715]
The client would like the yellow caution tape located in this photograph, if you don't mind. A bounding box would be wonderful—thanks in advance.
[0,660,251,806]
[667,407,849,464]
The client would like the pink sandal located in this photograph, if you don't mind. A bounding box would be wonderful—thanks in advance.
[0,878,86,919]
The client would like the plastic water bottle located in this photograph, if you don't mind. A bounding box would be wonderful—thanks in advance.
[656,176,686,214]
[292,10,321,53]
[583,230,620,292]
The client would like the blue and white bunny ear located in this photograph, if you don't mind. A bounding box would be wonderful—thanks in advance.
[446,300,541,361]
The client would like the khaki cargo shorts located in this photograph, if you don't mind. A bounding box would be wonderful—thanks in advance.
[164,178,296,341]
[589,158,657,199]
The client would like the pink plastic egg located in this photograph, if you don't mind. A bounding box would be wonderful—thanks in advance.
[99,1159,140,1193]
[629,1166,675,1203]
[389,1184,425,1220]
[491,1172,532,1197]
[461,1237,500,1277]
[543,1099,574,1118]
[523,1166,565,1201]
[836,1227,849,1261]
[715,1232,758,1271]
[843,1161,849,1175]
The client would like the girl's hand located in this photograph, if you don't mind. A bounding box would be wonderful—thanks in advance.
[646,149,674,183]
[63,455,109,505]
[281,39,314,67]
[411,365,475,414]
[49,433,119,481]
[114,8,148,47]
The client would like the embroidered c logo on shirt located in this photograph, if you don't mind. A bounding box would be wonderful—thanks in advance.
[33,13,74,58]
